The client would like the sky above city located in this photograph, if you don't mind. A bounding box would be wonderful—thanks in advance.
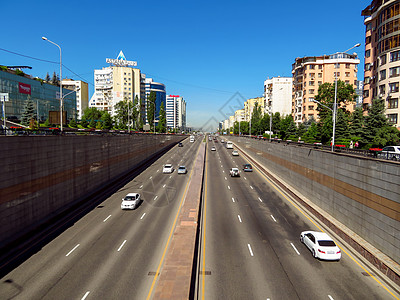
[0,0,367,130]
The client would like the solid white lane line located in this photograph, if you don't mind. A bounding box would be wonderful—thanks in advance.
[103,215,111,222]
[328,295,334,300]
[66,244,80,257]
[270,215,277,222]
[238,215,242,223]
[118,240,127,252]
[228,186,231,190]
[81,291,90,300]
[258,197,262,202]
[232,197,235,202]
[154,195,158,201]
[140,213,146,220]
[291,243,300,255]
[247,244,254,256]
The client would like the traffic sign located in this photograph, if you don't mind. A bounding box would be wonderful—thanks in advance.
[0,93,9,102]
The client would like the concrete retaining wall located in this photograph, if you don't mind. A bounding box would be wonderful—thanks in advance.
[0,134,183,249]
[230,137,400,264]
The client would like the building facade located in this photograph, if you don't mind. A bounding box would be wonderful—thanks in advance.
[144,77,166,125]
[0,69,76,123]
[90,51,144,116]
[62,79,89,119]
[166,95,186,131]
[292,53,360,125]
[264,77,293,117]
[362,0,400,129]
[244,97,265,121]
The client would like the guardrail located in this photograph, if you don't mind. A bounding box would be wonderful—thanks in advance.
[234,135,400,162]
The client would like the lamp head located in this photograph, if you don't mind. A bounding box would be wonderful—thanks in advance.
[42,36,47,41]
[355,43,361,47]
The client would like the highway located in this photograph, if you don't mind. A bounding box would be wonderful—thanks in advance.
[1,134,399,300]
[198,136,398,300]
[0,137,202,300]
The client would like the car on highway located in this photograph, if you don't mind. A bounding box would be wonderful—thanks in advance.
[178,165,187,174]
[178,142,183,147]
[229,167,240,177]
[232,150,239,156]
[243,164,253,172]
[300,231,341,261]
[211,146,216,151]
[121,193,141,210]
[221,139,225,143]
[163,164,174,173]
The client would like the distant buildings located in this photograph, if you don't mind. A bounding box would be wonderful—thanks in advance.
[264,77,292,117]
[144,77,166,126]
[362,0,400,129]
[292,54,360,125]
[62,79,89,119]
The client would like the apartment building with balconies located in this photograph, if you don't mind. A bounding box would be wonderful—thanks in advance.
[244,97,265,121]
[362,0,400,129]
[264,77,293,117]
[292,54,360,126]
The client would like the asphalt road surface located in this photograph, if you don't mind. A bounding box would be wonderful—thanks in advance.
[197,136,399,300]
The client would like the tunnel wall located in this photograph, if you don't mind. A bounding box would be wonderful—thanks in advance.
[0,134,183,249]
[230,137,400,264]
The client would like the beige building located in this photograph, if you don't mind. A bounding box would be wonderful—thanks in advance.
[292,54,360,125]
[90,52,144,116]
[244,97,265,121]
[362,0,400,130]
[62,79,89,119]
[234,109,245,122]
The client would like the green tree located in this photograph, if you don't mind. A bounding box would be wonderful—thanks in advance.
[21,96,36,126]
[45,72,51,82]
[250,102,263,135]
[133,95,140,130]
[69,118,77,128]
[157,101,166,133]
[101,111,113,129]
[82,107,103,125]
[349,107,364,138]
[279,114,296,140]
[96,120,102,129]
[302,122,319,143]
[89,119,96,128]
[44,118,50,127]
[297,123,307,138]
[363,98,400,147]
[51,71,59,86]
[147,91,156,130]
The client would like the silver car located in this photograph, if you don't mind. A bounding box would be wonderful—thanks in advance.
[178,166,187,174]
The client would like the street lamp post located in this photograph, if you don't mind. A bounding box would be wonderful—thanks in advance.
[331,43,361,152]
[42,37,63,131]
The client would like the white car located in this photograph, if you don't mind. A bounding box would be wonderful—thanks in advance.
[163,164,174,173]
[300,231,341,261]
[232,150,239,156]
[178,165,187,174]
[229,167,240,177]
[211,146,216,151]
[380,146,400,161]
[121,193,141,210]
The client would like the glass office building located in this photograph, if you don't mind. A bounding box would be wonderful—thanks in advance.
[0,69,76,123]
[144,78,166,125]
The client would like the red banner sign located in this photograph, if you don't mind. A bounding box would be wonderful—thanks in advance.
[19,82,31,95]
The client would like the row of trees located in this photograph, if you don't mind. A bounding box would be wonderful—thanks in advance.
[224,80,400,149]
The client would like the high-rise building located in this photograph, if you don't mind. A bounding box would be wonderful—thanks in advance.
[166,95,186,131]
[264,77,293,117]
[362,0,400,129]
[90,51,144,116]
[244,97,264,122]
[292,54,360,125]
[144,77,166,125]
[62,79,89,119]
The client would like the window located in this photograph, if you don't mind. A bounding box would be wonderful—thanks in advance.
[365,63,371,71]
[345,72,350,77]
[345,80,350,84]
[334,72,340,77]
[309,81,314,86]
[364,77,371,84]
[309,89,315,94]
[390,50,400,62]
[363,90,370,97]
[318,65,323,70]
[366,36,371,44]
[381,54,387,65]
[366,23,372,31]
[379,84,386,95]
[387,114,398,125]
[309,65,315,70]
[380,69,387,80]
[346,63,350,69]
[318,81,322,86]
[389,82,399,93]
[334,63,340,69]
[308,106,314,110]
[318,73,322,78]
[365,49,371,58]
[390,66,400,77]
[388,98,398,109]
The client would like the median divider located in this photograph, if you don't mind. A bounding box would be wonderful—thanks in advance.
[153,141,205,299]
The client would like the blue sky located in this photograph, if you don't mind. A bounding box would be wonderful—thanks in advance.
[0,0,367,129]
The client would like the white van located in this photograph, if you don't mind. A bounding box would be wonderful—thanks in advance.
[190,135,195,142]
[226,141,233,149]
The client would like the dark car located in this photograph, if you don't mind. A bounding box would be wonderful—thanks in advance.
[178,142,183,147]
[243,164,253,172]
